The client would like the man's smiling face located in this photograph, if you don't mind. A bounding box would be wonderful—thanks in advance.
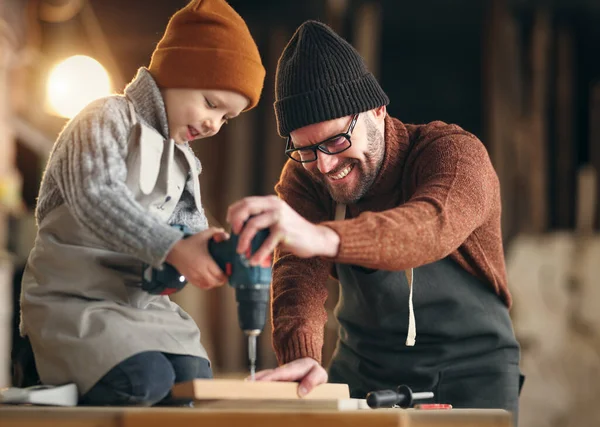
[288,107,386,204]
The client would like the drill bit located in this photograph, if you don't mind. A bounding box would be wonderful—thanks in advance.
[248,334,257,381]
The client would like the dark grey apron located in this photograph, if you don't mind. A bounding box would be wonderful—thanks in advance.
[328,206,523,419]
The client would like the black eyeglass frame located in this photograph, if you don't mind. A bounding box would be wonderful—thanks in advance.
[284,114,359,163]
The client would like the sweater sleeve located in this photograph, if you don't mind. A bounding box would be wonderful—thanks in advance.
[322,132,498,271]
[50,97,183,267]
[272,161,333,364]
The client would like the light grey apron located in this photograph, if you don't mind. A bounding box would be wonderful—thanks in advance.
[328,204,521,412]
[20,101,208,395]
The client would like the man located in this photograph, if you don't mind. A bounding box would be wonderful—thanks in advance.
[226,20,523,417]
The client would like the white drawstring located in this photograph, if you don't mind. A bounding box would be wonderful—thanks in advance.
[405,268,416,346]
[334,203,417,347]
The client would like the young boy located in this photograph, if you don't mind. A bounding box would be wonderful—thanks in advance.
[19,0,265,406]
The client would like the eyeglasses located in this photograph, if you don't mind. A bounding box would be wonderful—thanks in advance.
[285,114,359,163]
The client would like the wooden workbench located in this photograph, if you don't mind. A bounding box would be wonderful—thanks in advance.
[0,406,512,427]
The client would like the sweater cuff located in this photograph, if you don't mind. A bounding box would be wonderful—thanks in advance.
[147,225,184,268]
[277,331,323,365]
[320,220,369,265]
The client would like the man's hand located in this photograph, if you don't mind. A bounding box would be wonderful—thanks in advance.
[226,195,340,266]
[165,227,229,289]
[252,357,328,397]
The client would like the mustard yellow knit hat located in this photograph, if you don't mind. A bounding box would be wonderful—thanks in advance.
[149,0,265,110]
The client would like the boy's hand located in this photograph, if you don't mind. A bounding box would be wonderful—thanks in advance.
[165,227,230,289]
[226,196,340,266]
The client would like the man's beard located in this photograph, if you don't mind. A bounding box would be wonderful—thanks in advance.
[313,115,385,204]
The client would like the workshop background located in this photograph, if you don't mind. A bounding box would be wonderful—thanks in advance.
[1,0,599,425]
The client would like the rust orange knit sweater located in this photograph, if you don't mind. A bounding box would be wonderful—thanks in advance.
[272,115,510,365]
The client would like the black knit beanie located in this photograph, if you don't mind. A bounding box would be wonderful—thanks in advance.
[274,20,389,137]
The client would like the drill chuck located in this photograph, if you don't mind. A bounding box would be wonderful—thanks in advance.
[235,284,270,334]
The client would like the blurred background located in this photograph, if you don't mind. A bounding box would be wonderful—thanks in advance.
[1,0,599,425]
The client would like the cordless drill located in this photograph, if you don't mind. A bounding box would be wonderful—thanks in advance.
[142,224,272,378]
[208,228,272,379]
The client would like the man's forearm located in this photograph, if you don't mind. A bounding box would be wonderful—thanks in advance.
[271,253,332,364]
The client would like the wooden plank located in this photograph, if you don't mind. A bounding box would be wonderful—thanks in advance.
[590,82,600,230]
[408,409,511,427]
[122,408,510,427]
[0,4,18,389]
[325,0,348,34]
[0,406,121,427]
[123,410,404,427]
[190,398,367,411]
[553,24,575,229]
[0,406,513,427]
[482,0,522,240]
[171,379,350,401]
[527,7,551,233]
[353,1,383,79]
[575,165,597,234]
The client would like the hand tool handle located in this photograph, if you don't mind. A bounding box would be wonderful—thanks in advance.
[366,385,434,409]
[366,389,401,408]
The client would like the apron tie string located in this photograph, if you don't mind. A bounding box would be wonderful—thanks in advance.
[405,267,416,346]
[334,204,416,347]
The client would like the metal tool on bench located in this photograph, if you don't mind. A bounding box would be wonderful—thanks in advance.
[366,384,434,409]
[143,223,272,380]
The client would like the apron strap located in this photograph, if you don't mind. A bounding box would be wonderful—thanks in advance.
[126,97,138,125]
[334,203,416,347]
[334,203,347,221]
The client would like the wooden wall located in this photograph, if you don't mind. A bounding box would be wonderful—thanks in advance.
[4,4,600,414]
[0,0,29,388]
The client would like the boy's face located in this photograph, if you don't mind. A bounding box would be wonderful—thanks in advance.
[162,88,249,144]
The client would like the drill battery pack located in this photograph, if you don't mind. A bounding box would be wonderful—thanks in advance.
[141,224,193,295]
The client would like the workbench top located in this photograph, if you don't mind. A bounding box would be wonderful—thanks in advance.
[0,406,512,427]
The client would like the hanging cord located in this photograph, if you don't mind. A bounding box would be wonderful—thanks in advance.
[334,204,416,346]
[405,268,415,346]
